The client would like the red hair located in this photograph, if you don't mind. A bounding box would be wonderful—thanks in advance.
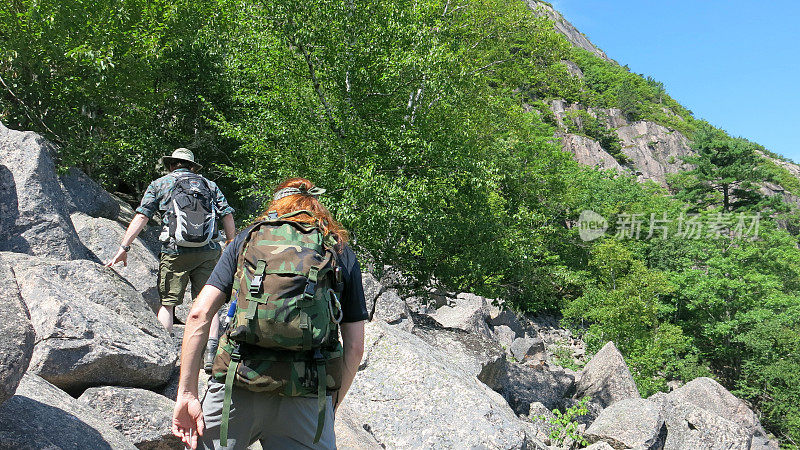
[256,177,349,252]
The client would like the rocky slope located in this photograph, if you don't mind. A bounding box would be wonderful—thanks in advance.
[547,99,695,188]
[0,125,783,449]
[527,5,800,207]
[528,1,612,62]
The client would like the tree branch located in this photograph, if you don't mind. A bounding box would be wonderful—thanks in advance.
[286,22,344,139]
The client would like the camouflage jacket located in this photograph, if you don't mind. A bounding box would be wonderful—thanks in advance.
[136,169,235,254]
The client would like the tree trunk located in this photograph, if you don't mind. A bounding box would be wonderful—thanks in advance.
[722,184,730,211]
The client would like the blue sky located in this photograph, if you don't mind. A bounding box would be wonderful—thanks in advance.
[549,0,800,162]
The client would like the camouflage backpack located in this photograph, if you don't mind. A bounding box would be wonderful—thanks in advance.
[212,210,344,445]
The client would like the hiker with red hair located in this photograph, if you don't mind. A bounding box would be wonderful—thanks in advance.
[173,177,368,449]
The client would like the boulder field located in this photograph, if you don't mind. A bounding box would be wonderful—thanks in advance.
[0,123,781,448]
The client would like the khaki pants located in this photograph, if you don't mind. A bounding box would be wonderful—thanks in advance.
[199,379,336,449]
[158,250,220,306]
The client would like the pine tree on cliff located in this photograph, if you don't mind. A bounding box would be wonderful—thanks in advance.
[678,123,767,212]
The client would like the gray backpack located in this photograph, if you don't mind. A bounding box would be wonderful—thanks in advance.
[165,173,216,247]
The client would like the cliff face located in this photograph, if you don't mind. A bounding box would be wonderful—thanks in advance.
[548,99,694,188]
[527,1,612,62]
[532,4,800,203]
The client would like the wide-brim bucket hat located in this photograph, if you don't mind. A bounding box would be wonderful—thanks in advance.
[159,148,203,171]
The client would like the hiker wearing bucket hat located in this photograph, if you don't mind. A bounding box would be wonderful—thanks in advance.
[107,148,237,372]
[160,147,204,171]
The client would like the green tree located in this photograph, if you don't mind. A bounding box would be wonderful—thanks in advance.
[679,124,768,212]
[563,239,702,395]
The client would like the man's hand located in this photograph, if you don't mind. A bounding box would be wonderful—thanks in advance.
[105,247,128,267]
[172,394,205,449]
[107,213,149,267]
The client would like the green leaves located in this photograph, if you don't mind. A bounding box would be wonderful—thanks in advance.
[677,122,770,212]
[4,1,800,441]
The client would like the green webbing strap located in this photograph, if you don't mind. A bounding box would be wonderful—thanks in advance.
[249,260,267,296]
[220,351,241,447]
[302,266,320,307]
[301,314,312,351]
[314,357,327,443]
[244,298,258,319]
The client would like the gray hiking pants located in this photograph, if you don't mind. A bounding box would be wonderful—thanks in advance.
[199,379,336,449]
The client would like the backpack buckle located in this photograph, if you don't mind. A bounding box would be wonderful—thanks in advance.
[303,280,317,298]
[249,275,263,295]
[304,266,319,300]
[250,260,267,295]
[267,210,278,220]
[231,344,242,362]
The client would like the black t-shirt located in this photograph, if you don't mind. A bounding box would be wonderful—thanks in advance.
[206,225,368,323]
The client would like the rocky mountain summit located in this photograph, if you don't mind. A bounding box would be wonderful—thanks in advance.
[527,1,612,62]
[524,2,800,209]
[0,123,782,448]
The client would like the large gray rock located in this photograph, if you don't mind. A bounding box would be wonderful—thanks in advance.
[429,292,493,338]
[371,288,413,331]
[6,252,176,392]
[334,401,384,450]
[665,377,766,439]
[412,312,508,392]
[561,59,584,78]
[585,397,665,450]
[493,324,516,349]
[584,443,615,450]
[616,121,694,187]
[0,256,35,405]
[549,99,629,130]
[510,336,545,363]
[506,363,574,414]
[346,321,542,449]
[561,133,625,172]
[750,435,780,450]
[574,341,639,408]
[0,373,136,449]
[486,307,525,338]
[662,398,751,450]
[71,212,161,311]
[79,386,182,450]
[60,167,120,220]
[0,122,86,259]
[548,100,700,189]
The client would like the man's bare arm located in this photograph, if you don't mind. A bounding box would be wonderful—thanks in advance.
[106,213,149,267]
[172,285,227,448]
[336,320,365,410]
[221,214,236,243]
